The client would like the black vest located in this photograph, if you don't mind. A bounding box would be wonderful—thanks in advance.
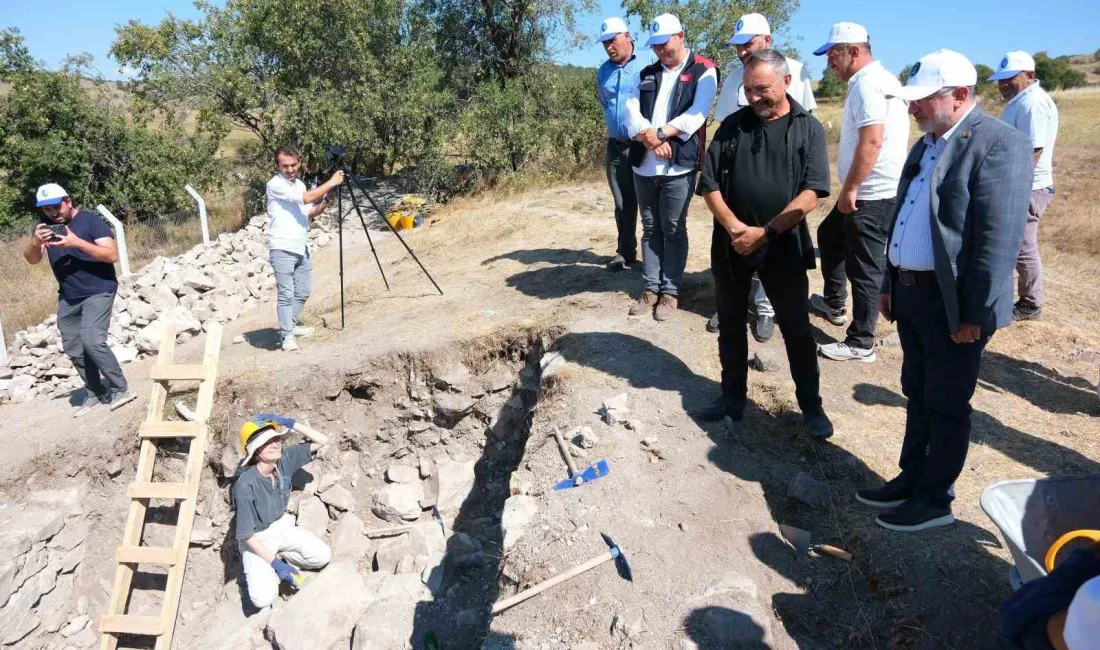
[629,52,718,170]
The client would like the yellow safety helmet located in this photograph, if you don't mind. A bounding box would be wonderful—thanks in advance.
[238,420,284,466]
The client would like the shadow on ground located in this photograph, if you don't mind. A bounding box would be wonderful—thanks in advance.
[979,350,1099,416]
[243,328,282,351]
[555,331,1017,648]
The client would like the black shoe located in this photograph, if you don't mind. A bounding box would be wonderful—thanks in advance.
[606,255,628,271]
[855,476,915,508]
[803,410,834,440]
[1012,301,1042,321]
[706,313,720,333]
[693,397,745,423]
[751,315,774,343]
[875,495,954,532]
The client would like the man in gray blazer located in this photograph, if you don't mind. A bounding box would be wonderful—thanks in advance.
[855,50,1032,532]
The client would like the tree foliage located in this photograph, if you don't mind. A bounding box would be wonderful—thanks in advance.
[816,67,845,98]
[1033,52,1086,90]
[620,0,800,67]
[0,28,223,235]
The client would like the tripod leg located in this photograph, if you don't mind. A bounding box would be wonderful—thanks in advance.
[337,184,345,329]
[345,180,391,291]
[346,172,444,296]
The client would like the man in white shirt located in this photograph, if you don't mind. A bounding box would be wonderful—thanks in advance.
[708,12,816,342]
[266,146,344,351]
[622,14,718,322]
[989,51,1059,321]
[809,23,909,363]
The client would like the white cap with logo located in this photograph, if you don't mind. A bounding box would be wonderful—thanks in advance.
[598,17,630,43]
[645,13,683,46]
[889,49,978,102]
[813,22,869,56]
[727,13,770,46]
[988,50,1035,81]
[35,183,69,207]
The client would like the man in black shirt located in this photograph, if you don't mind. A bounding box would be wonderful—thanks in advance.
[695,49,834,439]
[23,183,134,417]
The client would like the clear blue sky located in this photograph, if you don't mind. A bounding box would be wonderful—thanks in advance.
[3,0,1098,80]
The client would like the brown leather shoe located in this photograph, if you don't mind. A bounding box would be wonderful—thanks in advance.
[629,290,658,316]
[654,293,678,321]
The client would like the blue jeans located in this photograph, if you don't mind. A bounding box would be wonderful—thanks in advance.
[269,248,313,340]
[634,172,695,296]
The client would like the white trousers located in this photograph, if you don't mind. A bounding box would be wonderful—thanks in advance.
[241,514,331,608]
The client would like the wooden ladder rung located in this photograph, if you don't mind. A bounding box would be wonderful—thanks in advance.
[139,421,201,439]
[116,546,178,565]
[127,482,192,500]
[149,364,209,382]
[100,614,166,636]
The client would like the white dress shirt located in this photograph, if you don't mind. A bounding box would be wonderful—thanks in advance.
[838,60,909,200]
[888,106,976,271]
[999,81,1058,190]
[713,56,816,122]
[624,50,719,177]
[266,174,311,255]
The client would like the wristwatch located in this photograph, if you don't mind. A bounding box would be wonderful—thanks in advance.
[763,224,780,241]
[656,128,668,143]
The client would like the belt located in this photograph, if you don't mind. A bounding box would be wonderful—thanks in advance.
[897,269,937,287]
[609,138,633,146]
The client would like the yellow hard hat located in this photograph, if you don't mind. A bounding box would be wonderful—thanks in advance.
[238,420,283,466]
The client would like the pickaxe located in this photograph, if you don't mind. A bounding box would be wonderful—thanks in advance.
[551,428,610,491]
[491,532,632,614]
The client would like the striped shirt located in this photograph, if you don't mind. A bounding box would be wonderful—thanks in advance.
[888,106,974,271]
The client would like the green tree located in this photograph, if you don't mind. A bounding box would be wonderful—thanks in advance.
[1033,52,1086,89]
[0,29,223,235]
[816,67,845,98]
[620,0,801,66]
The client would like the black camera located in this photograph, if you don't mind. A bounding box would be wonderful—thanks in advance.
[44,223,67,241]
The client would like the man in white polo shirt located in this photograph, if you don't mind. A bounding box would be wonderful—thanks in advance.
[809,22,909,363]
[708,12,816,342]
[266,146,344,351]
[989,51,1059,321]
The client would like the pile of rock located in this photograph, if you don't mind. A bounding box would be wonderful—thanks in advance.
[0,488,93,649]
[1,215,334,404]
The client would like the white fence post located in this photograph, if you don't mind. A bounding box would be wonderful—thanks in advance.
[0,317,7,367]
[96,205,132,277]
[185,184,210,247]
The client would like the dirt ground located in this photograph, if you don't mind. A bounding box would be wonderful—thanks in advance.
[3,167,1099,649]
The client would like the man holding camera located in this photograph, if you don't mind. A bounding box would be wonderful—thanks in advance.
[23,183,134,417]
[266,146,343,352]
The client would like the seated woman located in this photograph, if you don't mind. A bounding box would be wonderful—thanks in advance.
[233,413,331,608]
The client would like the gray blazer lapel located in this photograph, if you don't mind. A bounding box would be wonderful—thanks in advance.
[929,107,984,210]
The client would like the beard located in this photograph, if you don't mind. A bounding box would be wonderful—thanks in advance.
[751,96,781,119]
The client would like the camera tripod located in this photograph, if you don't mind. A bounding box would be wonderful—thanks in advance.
[329,165,443,329]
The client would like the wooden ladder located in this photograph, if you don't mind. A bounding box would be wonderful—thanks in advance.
[100,323,223,650]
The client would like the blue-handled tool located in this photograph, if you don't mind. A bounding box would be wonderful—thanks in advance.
[551,428,610,491]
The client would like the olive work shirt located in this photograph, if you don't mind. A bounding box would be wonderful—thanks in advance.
[232,443,314,542]
[697,97,830,271]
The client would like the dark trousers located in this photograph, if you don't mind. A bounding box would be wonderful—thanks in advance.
[57,292,128,399]
[713,237,821,414]
[817,197,896,349]
[635,172,695,296]
[894,277,990,507]
[605,139,639,263]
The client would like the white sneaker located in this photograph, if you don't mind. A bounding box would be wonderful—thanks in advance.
[281,335,299,351]
[809,294,849,326]
[819,342,876,363]
[292,326,314,338]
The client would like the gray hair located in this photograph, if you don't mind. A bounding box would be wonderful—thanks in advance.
[744,48,789,77]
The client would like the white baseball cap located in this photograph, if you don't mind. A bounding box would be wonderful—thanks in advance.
[813,22,869,56]
[988,50,1035,81]
[645,14,683,46]
[597,17,629,43]
[727,13,770,46]
[889,49,978,101]
[35,183,69,207]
